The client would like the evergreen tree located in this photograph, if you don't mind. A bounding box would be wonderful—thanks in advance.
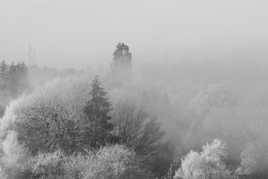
[81,76,113,149]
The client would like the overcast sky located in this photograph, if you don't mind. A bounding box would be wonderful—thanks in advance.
[0,0,268,68]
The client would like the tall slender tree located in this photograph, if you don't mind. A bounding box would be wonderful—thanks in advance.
[81,76,113,149]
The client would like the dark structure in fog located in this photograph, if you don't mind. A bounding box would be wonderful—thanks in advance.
[111,42,132,76]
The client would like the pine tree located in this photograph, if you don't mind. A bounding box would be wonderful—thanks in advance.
[81,76,113,149]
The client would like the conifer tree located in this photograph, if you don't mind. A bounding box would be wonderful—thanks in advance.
[81,76,113,149]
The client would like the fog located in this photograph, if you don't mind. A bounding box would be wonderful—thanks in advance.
[1,1,268,179]
[1,0,268,68]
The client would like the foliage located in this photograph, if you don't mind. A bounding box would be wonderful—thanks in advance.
[15,103,79,155]
[82,145,135,179]
[112,101,173,178]
[28,150,67,179]
[12,145,140,179]
[1,75,115,156]
[174,139,231,179]
[1,75,90,155]
[80,76,113,149]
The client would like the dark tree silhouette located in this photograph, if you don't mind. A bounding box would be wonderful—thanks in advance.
[81,76,113,149]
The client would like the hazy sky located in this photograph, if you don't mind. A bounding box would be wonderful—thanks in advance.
[1,0,268,68]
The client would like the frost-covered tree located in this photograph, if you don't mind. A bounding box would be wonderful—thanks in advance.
[15,103,78,155]
[20,145,143,179]
[8,77,90,155]
[174,139,231,179]
[82,145,135,179]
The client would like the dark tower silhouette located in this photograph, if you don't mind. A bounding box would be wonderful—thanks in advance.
[111,42,132,75]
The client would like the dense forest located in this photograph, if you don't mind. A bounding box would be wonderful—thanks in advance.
[0,44,268,179]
